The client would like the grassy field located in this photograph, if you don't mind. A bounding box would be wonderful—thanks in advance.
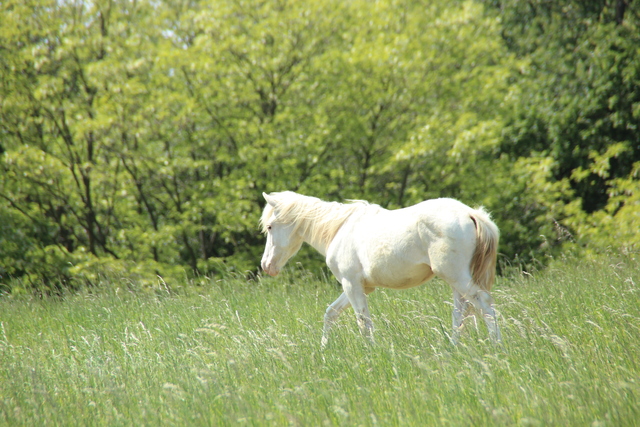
[1,256,639,426]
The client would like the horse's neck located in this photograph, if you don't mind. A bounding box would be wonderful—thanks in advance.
[305,234,329,256]
[298,200,361,256]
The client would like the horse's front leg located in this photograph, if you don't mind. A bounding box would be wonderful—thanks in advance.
[342,277,375,344]
[322,292,351,348]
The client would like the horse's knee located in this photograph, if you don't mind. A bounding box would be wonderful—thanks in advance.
[355,311,371,327]
[324,306,340,323]
[355,312,374,343]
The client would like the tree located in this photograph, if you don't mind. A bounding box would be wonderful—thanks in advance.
[482,0,640,257]
[9,0,633,291]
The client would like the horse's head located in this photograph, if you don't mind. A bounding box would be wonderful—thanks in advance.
[260,192,304,276]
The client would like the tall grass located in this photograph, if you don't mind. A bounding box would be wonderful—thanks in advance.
[1,257,639,426]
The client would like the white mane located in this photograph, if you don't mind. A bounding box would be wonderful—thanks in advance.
[261,192,369,248]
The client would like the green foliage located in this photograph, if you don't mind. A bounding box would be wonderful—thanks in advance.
[566,160,640,255]
[484,0,640,256]
[1,0,639,292]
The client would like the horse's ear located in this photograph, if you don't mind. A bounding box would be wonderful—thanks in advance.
[263,192,277,207]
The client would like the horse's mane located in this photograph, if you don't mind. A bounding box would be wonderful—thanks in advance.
[261,192,369,247]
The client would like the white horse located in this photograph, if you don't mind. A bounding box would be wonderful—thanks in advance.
[260,191,501,346]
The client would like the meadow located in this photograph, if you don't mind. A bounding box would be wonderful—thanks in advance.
[1,256,639,426]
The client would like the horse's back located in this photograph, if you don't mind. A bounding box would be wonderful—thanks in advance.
[413,197,477,224]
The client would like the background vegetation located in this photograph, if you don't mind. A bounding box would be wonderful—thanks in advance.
[1,0,639,293]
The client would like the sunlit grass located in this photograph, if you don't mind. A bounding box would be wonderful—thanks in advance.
[1,257,639,425]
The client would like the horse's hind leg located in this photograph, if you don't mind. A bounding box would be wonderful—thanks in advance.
[441,271,502,343]
[451,290,472,344]
[474,290,502,343]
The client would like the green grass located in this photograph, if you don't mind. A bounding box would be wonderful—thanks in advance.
[1,257,639,426]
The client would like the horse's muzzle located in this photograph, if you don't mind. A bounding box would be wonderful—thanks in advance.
[261,260,280,277]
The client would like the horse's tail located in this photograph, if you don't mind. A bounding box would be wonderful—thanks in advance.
[469,207,500,292]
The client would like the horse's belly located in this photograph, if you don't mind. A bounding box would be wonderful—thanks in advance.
[365,264,434,290]
[356,224,434,289]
